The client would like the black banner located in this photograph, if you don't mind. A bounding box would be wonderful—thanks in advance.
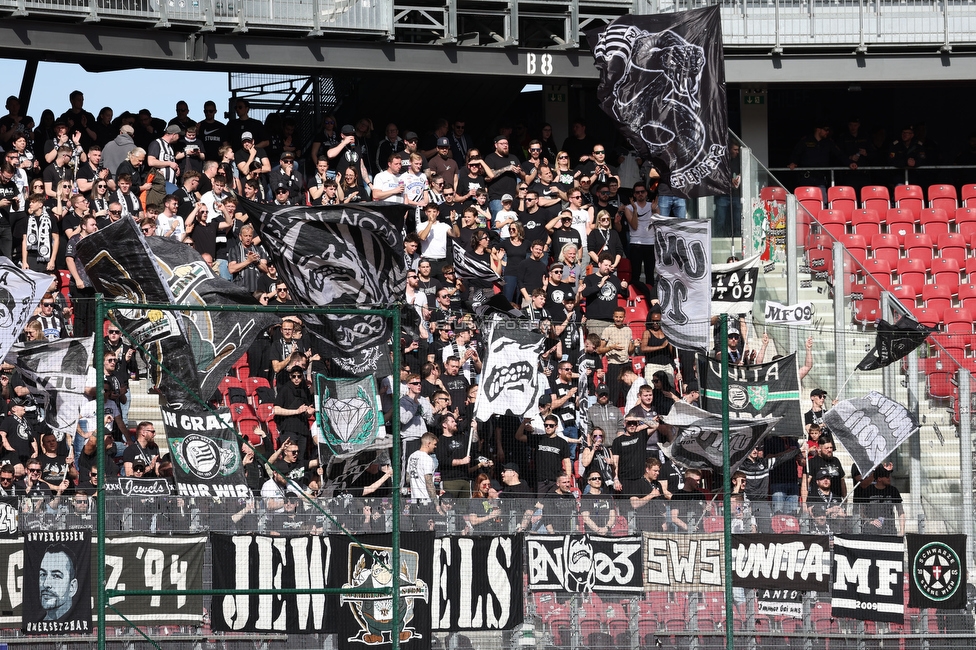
[146,236,278,403]
[908,534,967,610]
[664,401,779,475]
[711,254,760,316]
[730,534,831,592]
[251,201,407,379]
[589,6,731,199]
[101,477,175,496]
[832,535,904,622]
[23,530,92,634]
[211,533,337,633]
[161,405,249,498]
[857,316,935,372]
[700,354,802,437]
[336,532,433,650]
[526,534,644,593]
[75,218,202,406]
[432,536,523,631]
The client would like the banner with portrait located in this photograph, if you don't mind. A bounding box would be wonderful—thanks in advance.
[22,530,92,634]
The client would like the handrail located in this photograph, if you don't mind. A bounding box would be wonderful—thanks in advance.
[767,164,976,188]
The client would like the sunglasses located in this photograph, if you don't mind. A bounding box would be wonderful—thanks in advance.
[109,210,122,215]
[408,381,421,385]
[544,424,557,428]
[588,477,602,482]
[42,303,54,307]
[108,330,121,334]
[529,148,541,152]
[142,227,153,233]
[290,373,304,378]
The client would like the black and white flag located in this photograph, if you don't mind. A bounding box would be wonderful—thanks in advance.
[6,336,93,435]
[832,535,904,623]
[700,354,803,436]
[252,201,407,379]
[75,218,202,407]
[589,6,730,199]
[0,258,49,362]
[857,316,935,371]
[652,217,711,352]
[662,401,780,474]
[711,254,760,317]
[644,533,724,591]
[907,534,967,610]
[452,243,500,286]
[160,405,249,499]
[730,534,831,592]
[764,300,815,325]
[23,530,92,634]
[823,391,918,478]
[432,536,523,631]
[146,236,278,402]
[527,535,644,593]
[473,326,546,423]
[316,375,389,460]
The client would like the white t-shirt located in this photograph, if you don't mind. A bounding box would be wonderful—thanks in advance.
[400,170,429,205]
[496,209,519,239]
[157,213,186,240]
[407,449,437,500]
[420,221,452,259]
[372,171,403,204]
[628,202,656,245]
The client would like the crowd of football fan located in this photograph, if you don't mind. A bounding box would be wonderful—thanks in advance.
[0,92,903,538]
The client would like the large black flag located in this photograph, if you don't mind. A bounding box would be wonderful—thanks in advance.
[857,316,935,371]
[75,219,202,407]
[907,534,968,610]
[823,391,918,478]
[160,405,250,499]
[662,401,780,474]
[589,6,731,198]
[248,201,407,379]
[700,354,802,436]
[146,236,278,401]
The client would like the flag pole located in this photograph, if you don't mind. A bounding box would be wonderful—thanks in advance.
[835,366,859,401]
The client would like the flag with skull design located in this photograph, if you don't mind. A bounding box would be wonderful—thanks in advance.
[473,326,547,422]
[588,6,731,198]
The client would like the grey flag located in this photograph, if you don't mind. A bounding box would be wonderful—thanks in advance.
[823,391,918,477]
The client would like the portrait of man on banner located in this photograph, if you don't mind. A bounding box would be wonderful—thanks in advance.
[23,531,92,634]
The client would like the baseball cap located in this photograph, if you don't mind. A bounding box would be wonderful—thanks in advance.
[493,135,508,144]
[538,394,552,406]
[816,468,831,480]
[120,125,134,136]
[436,137,450,147]
[164,124,183,135]
[241,131,253,141]
[341,124,355,135]
[811,389,827,398]
[280,151,295,160]
[596,384,610,396]
[501,193,514,202]
[404,131,418,141]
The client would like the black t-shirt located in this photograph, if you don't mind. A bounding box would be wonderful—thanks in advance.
[190,216,220,259]
[670,488,707,527]
[198,120,226,161]
[516,257,548,296]
[37,453,70,486]
[532,435,569,483]
[484,152,520,201]
[581,273,626,322]
[518,209,550,245]
[805,456,846,496]
[455,173,485,198]
[501,238,530,279]
[549,227,582,258]
[441,373,470,412]
[0,415,34,462]
[611,430,649,481]
[435,433,470,482]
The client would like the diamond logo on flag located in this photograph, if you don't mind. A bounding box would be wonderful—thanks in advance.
[324,391,375,445]
[748,385,769,410]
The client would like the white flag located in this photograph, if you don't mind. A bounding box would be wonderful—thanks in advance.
[0,258,50,362]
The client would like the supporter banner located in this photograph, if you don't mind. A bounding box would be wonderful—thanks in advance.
[526,534,643,593]
[0,537,21,625]
[160,405,249,498]
[432,536,523,631]
[75,218,202,406]
[452,242,500,286]
[253,201,407,379]
[832,535,904,622]
[700,353,802,436]
[23,529,92,634]
[643,532,724,591]
[316,374,386,459]
[0,259,49,362]
[336,532,433,650]
[662,400,779,474]
[730,534,831,592]
[146,236,278,402]
[757,589,804,618]
[6,336,93,434]
[0,501,17,533]
[857,316,935,372]
[589,6,731,199]
[321,451,385,499]
[823,391,918,478]
[764,300,815,325]
[711,254,760,316]
[211,533,338,633]
[652,217,711,352]
[473,326,546,423]
[101,476,175,496]
[908,534,967,610]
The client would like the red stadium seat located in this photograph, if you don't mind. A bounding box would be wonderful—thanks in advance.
[841,234,868,268]
[760,186,788,202]
[938,233,968,265]
[955,207,976,238]
[870,233,901,265]
[853,283,881,326]
[806,233,833,277]
[944,308,974,335]
[852,209,882,239]
[243,376,272,397]
[232,353,250,380]
[912,306,942,329]
[919,208,950,237]
[928,184,958,214]
[930,258,962,293]
[891,285,918,311]
[861,258,893,291]
[817,209,848,240]
[827,185,857,220]
[966,258,976,282]
[959,284,976,312]
[963,184,976,208]
[885,208,917,238]
[219,376,244,407]
[897,259,927,295]
[861,185,891,215]
[895,184,925,216]
[795,186,824,220]
[928,372,956,400]
[905,232,935,261]
[922,284,953,314]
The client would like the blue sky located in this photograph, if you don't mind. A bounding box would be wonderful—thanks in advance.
[3,59,231,124]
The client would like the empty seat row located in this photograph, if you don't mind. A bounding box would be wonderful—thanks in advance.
[795,184,972,218]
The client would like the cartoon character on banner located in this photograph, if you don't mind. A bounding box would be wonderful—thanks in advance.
[340,547,429,645]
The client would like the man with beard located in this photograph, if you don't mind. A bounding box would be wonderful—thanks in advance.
[434,413,472,498]
[440,356,470,415]
[35,543,82,624]
[630,457,671,533]
[0,398,38,476]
